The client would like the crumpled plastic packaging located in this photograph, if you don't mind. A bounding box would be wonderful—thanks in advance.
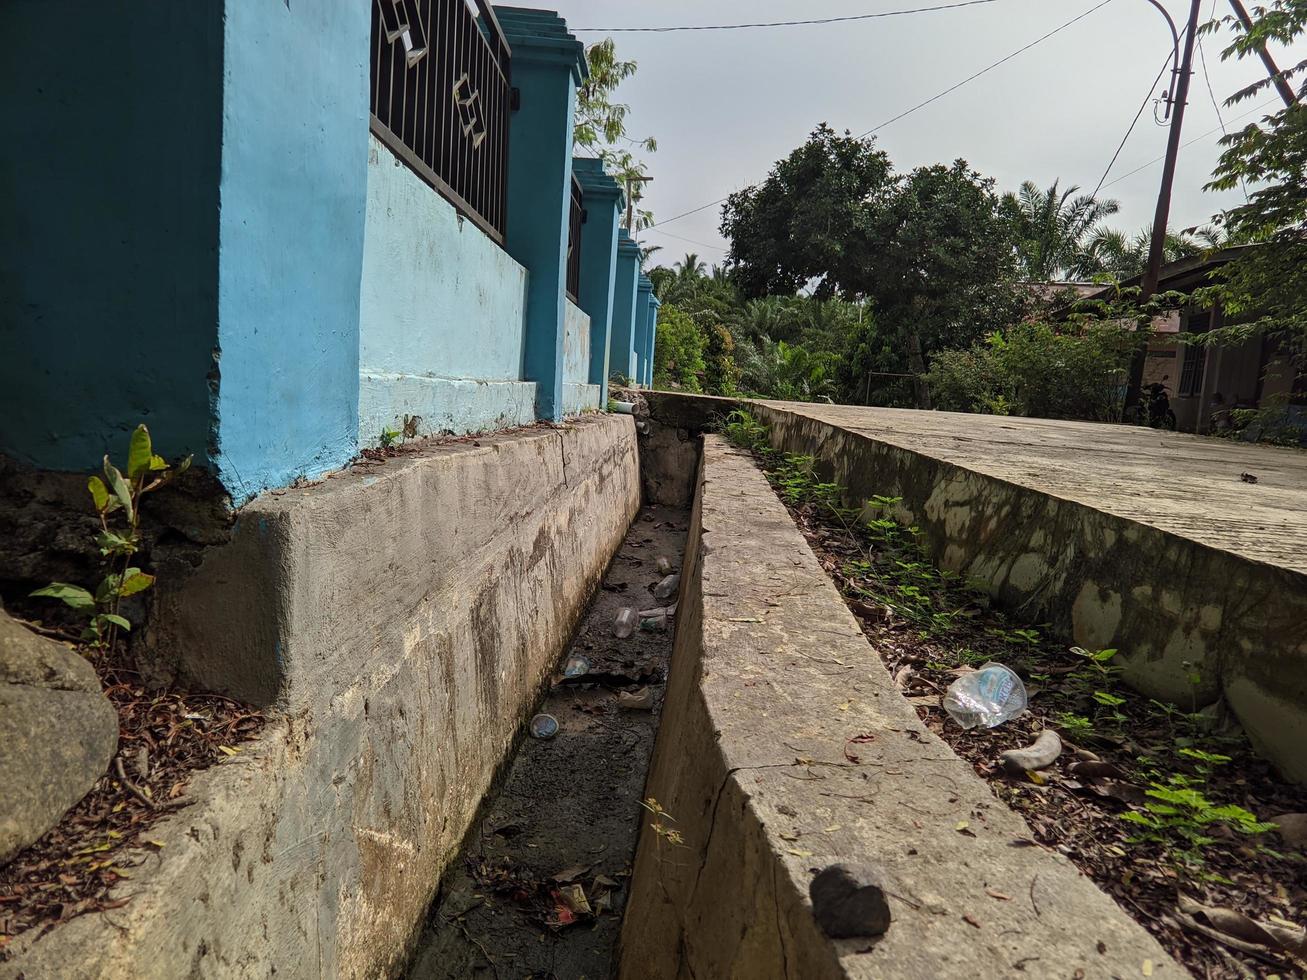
[942,662,1027,729]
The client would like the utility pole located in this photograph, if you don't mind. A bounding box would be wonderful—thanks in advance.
[1124,0,1203,414]
[1228,0,1299,108]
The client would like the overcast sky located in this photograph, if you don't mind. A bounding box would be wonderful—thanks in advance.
[552,0,1306,266]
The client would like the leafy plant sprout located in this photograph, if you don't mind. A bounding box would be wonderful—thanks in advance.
[31,425,190,650]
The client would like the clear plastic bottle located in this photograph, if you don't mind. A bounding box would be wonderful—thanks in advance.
[942,663,1027,729]
[653,574,681,601]
[614,607,638,639]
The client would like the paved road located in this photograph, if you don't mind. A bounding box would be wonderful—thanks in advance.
[758,403,1307,575]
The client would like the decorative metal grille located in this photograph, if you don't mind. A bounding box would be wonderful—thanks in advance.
[566,176,584,301]
[371,0,511,242]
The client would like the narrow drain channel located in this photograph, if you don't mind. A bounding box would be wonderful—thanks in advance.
[407,503,688,980]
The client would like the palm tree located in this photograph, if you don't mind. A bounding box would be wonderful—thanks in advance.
[1075,225,1218,279]
[673,252,708,281]
[1002,180,1121,281]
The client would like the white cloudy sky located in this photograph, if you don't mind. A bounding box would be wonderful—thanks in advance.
[551,0,1306,264]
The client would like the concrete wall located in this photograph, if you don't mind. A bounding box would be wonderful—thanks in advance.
[749,401,1307,782]
[358,134,535,442]
[4,416,641,978]
[562,298,601,414]
[619,437,1178,978]
[0,0,369,500]
[0,0,223,472]
[213,0,369,497]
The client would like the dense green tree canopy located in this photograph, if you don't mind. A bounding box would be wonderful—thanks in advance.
[1202,0,1307,348]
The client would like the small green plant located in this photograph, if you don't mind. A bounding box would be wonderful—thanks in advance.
[378,426,402,449]
[1121,773,1275,862]
[31,425,190,649]
[722,408,769,452]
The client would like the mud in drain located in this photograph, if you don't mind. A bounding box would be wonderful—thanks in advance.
[406,503,688,980]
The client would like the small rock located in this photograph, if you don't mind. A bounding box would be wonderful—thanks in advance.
[1272,812,1307,847]
[0,612,118,865]
[809,863,891,938]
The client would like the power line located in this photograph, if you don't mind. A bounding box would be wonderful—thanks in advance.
[640,226,728,251]
[650,0,1116,230]
[857,0,1116,136]
[574,0,1000,33]
[1196,0,1251,200]
[1099,95,1280,188]
[1092,45,1178,198]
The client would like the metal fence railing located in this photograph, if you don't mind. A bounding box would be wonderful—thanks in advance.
[566,175,583,301]
[370,0,512,243]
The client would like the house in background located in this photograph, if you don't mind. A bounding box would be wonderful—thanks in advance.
[1083,247,1305,436]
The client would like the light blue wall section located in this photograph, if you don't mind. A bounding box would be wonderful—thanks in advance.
[213,0,370,499]
[0,1,223,472]
[634,278,654,389]
[562,299,601,414]
[496,7,586,422]
[358,135,533,440]
[643,296,661,388]
[610,233,643,384]
[571,157,624,408]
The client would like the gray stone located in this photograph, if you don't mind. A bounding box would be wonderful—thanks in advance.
[0,612,118,865]
[810,864,891,939]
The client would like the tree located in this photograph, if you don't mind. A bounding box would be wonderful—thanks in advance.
[652,305,707,391]
[1201,1,1307,350]
[1001,180,1120,280]
[1076,225,1214,279]
[575,39,657,228]
[721,128,1020,406]
[928,321,1136,421]
[720,124,893,298]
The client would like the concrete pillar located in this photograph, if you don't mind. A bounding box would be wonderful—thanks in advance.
[571,157,624,408]
[610,231,643,385]
[634,277,654,389]
[644,294,662,388]
[495,7,587,422]
[0,1,369,502]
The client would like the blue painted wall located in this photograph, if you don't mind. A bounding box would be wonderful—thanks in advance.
[571,157,623,407]
[0,1,223,471]
[610,233,642,384]
[358,135,533,440]
[634,278,654,389]
[497,8,586,422]
[0,0,369,501]
[643,296,661,387]
[214,0,370,498]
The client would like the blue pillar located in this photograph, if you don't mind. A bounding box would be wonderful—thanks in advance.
[644,294,662,388]
[634,276,654,389]
[0,1,368,502]
[496,8,587,422]
[571,157,624,408]
[610,231,642,385]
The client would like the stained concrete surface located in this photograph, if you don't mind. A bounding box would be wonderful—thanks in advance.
[759,403,1307,574]
[620,437,1182,979]
[749,401,1307,782]
[408,504,687,979]
[2,416,640,980]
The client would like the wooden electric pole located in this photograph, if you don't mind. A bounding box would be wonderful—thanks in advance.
[1228,0,1299,108]
[1123,0,1203,414]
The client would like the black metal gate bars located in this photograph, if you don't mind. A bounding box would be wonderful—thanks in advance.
[370,0,512,243]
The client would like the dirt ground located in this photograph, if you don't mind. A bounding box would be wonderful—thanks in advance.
[406,503,688,980]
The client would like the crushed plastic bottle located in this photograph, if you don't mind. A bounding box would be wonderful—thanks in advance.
[563,654,591,678]
[942,663,1027,730]
[529,713,559,739]
[614,607,638,639]
[653,574,681,601]
[638,607,670,631]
